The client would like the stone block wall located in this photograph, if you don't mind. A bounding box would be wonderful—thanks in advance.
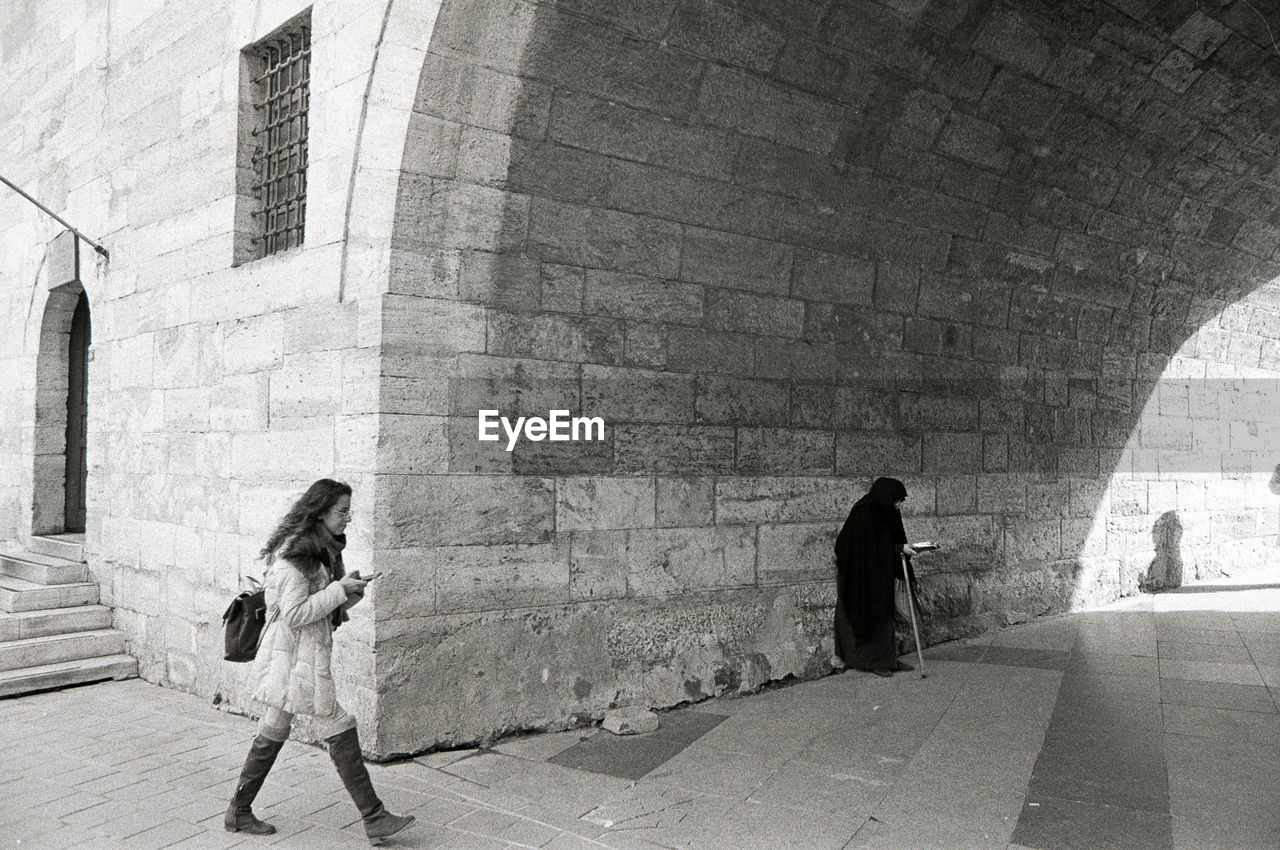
[3,0,1280,759]
[0,0,420,736]
[374,0,1280,753]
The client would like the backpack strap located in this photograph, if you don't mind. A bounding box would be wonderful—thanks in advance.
[253,569,282,653]
[254,604,279,654]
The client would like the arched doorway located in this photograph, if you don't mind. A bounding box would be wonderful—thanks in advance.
[63,292,90,533]
[32,284,90,536]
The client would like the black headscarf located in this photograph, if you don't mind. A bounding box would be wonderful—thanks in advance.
[864,477,908,509]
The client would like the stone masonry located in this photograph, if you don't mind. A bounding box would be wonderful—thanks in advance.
[0,0,422,741]
[2,0,1280,757]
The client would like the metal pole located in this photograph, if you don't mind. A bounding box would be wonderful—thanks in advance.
[0,174,110,260]
[902,555,927,678]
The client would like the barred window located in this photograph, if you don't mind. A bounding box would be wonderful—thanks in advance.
[235,11,310,264]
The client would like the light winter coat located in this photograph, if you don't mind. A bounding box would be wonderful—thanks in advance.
[251,554,348,716]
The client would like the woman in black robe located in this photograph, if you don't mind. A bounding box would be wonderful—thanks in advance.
[834,477,916,677]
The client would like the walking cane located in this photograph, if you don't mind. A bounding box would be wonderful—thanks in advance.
[901,554,927,679]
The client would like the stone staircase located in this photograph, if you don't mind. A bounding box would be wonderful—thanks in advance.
[0,535,137,697]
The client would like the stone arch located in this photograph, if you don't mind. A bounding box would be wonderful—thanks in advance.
[396,3,1280,584]
[31,279,89,536]
[1071,277,1280,610]
[373,0,1280,752]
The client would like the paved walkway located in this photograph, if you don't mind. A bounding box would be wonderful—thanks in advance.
[3,567,1279,849]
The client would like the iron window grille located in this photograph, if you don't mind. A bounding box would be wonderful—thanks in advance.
[249,21,310,258]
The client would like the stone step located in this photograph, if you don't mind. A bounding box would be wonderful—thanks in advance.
[0,654,137,698]
[0,550,88,585]
[0,629,125,672]
[0,575,99,613]
[0,605,113,642]
[26,535,84,563]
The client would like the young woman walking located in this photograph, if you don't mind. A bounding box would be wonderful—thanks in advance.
[225,478,415,845]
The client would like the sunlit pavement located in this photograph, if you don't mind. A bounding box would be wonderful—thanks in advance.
[3,566,1278,849]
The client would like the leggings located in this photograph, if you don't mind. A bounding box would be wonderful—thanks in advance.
[258,704,357,743]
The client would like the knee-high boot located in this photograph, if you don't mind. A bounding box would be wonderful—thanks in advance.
[225,734,286,834]
[326,727,416,845]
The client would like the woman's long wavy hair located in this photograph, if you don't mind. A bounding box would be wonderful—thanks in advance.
[260,478,352,564]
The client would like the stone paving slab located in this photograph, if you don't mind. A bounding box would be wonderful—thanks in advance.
[550,710,726,781]
[1012,796,1173,850]
[3,565,1280,848]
